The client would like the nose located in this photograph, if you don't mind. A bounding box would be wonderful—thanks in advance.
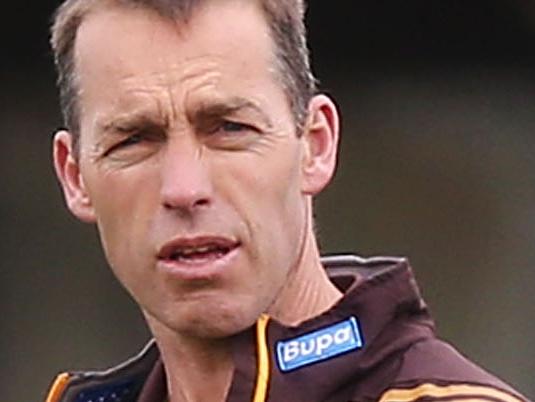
[160,138,213,212]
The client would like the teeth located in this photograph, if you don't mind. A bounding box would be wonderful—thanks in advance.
[181,246,212,256]
[171,244,228,259]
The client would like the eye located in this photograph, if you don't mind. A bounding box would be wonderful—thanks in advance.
[120,133,144,146]
[103,133,145,157]
[219,121,256,134]
[221,121,250,132]
[201,119,260,151]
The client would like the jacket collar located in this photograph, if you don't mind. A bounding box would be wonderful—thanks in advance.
[138,255,435,402]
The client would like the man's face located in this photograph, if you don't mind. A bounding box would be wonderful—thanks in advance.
[54,1,337,338]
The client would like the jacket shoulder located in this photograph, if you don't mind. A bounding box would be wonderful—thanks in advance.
[377,338,530,402]
[44,341,158,402]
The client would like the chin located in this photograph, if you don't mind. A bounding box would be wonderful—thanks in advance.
[161,300,264,339]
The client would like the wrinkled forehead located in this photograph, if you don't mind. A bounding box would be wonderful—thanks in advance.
[72,0,291,135]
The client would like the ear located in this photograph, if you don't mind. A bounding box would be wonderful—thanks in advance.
[300,94,340,195]
[53,130,96,223]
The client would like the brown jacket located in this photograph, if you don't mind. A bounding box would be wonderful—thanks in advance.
[45,255,530,402]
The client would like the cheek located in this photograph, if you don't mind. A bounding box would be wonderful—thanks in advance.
[219,144,305,250]
[84,167,160,269]
[258,150,303,218]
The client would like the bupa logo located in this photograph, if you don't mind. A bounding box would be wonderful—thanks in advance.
[276,317,364,372]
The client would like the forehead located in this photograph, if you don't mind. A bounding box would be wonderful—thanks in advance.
[73,1,281,119]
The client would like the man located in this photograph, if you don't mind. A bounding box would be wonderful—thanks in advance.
[45,0,529,401]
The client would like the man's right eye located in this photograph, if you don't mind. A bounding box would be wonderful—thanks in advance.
[119,133,144,147]
[103,133,144,156]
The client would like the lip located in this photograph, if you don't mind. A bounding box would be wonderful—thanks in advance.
[156,235,241,281]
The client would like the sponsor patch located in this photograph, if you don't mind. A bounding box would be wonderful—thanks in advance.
[276,316,364,372]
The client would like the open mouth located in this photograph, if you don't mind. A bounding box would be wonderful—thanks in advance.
[158,237,239,264]
[168,244,232,262]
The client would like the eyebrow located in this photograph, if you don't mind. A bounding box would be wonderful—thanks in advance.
[97,112,167,135]
[190,97,274,129]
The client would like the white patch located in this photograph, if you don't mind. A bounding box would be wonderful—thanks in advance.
[276,317,364,372]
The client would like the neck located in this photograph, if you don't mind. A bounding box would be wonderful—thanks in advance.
[145,319,234,402]
[267,226,343,326]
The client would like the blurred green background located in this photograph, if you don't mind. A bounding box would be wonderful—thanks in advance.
[2,1,534,400]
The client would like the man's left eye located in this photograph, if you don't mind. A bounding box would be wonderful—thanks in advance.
[220,121,254,133]
[202,120,261,150]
